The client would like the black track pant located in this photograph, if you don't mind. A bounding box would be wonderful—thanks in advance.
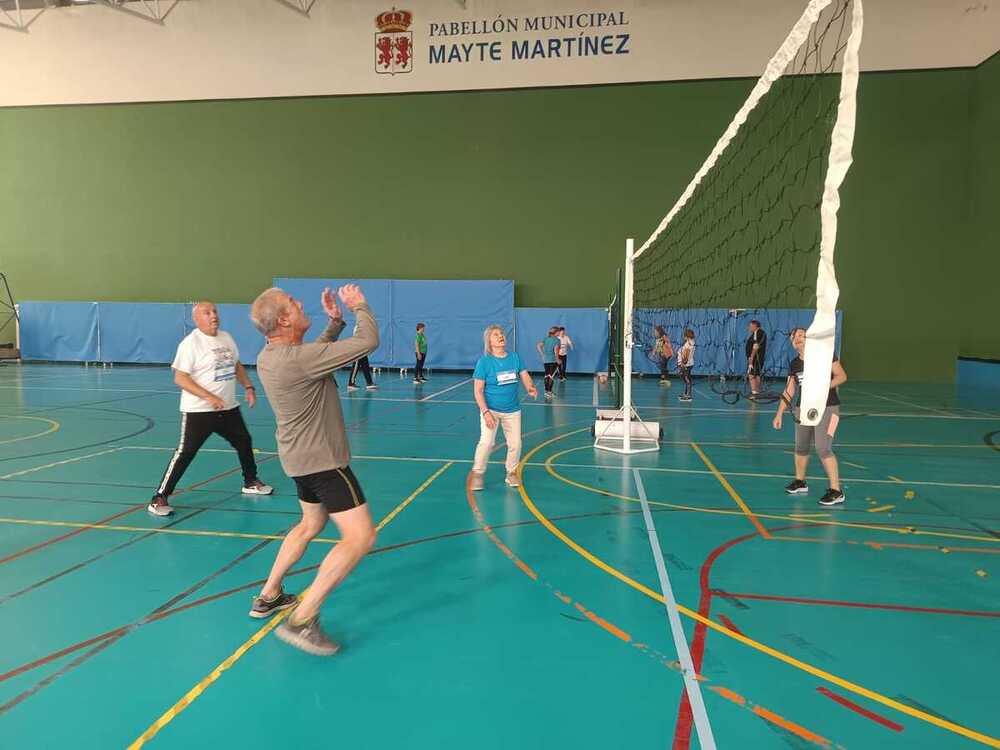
[156,407,258,497]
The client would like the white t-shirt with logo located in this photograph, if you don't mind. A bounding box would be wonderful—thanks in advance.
[172,329,240,413]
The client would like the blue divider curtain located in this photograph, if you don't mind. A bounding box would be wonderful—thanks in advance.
[513,308,608,374]
[19,302,99,361]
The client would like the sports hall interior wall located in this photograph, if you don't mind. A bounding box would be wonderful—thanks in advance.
[0,64,989,380]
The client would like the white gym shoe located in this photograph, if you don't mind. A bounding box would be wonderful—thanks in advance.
[242,480,273,495]
[147,494,174,517]
[469,472,484,491]
[505,473,520,488]
[347,384,359,392]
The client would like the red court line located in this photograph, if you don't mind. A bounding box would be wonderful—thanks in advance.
[717,614,743,636]
[0,505,141,566]
[673,529,763,750]
[817,687,904,732]
[713,591,1000,619]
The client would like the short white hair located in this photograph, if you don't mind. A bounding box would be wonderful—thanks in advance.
[250,287,289,336]
[483,324,505,354]
[192,301,216,321]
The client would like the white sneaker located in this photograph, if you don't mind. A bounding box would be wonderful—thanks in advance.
[469,472,484,491]
[544,392,554,400]
[505,473,520,488]
[347,384,358,392]
[147,494,174,516]
[242,480,273,495]
[366,384,378,390]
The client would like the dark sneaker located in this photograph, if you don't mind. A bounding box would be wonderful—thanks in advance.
[275,615,340,656]
[242,480,273,496]
[147,494,174,517]
[784,479,809,495]
[819,488,845,506]
[249,589,297,618]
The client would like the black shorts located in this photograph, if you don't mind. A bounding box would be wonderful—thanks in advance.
[748,362,763,377]
[293,465,368,514]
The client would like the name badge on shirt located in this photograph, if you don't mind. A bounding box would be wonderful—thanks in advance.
[213,348,236,382]
[496,370,517,385]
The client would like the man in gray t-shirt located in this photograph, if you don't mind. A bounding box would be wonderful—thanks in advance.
[248,283,379,656]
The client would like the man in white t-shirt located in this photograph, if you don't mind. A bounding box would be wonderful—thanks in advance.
[148,302,272,517]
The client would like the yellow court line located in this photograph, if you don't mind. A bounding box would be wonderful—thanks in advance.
[518,430,1000,748]
[0,415,60,445]
[544,446,998,545]
[376,461,454,531]
[691,441,771,540]
[127,460,451,749]
[0,516,340,544]
[867,505,896,514]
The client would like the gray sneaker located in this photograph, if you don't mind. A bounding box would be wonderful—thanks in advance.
[275,615,340,656]
[469,472,484,491]
[248,589,297,618]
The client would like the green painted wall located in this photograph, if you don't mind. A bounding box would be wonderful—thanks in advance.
[0,66,983,379]
[965,52,1000,361]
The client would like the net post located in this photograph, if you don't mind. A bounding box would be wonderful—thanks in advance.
[622,239,635,453]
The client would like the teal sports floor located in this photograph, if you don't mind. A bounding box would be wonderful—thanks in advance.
[0,363,997,749]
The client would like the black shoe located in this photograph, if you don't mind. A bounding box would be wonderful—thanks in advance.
[249,589,297,618]
[784,479,808,495]
[819,488,845,506]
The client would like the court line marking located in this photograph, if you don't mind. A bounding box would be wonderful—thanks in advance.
[690,442,771,539]
[0,517,340,544]
[633,468,716,750]
[111,445,1000,490]
[375,461,453,531]
[0,415,60,445]
[592,376,598,407]
[0,447,122,480]
[842,387,955,417]
[517,430,1000,748]
[126,460,450,749]
[544,451,999,544]
[418,378,472,402]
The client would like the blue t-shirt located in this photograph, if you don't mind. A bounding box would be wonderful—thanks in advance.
[541,336,560,364]
[473,352,524,413]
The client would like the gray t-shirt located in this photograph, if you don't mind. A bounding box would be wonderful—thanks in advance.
[256,305,379,478]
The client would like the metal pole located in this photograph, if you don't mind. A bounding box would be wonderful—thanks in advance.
[622,239,635,452]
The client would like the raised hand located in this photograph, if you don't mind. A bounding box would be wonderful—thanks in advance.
[321,287,342,320]
[337,284,367,312]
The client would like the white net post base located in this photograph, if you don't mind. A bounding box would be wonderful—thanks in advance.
[593,407,661,455]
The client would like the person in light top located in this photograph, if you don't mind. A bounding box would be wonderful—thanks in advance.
[557,326,574,382]
[677,328,695,402]
[469,325,538,490]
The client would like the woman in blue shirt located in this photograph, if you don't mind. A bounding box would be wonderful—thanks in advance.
[470,325,538,490]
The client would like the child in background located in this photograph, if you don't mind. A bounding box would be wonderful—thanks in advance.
[677,329,695,402]
[653,325,673,386]
[557,327,574,381]
[414,323,428,384]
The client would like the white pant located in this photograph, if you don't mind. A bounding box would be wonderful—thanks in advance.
[472,410,522,474]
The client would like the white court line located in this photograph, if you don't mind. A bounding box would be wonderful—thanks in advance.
[842,387,956,417]
[418,377,472,402]
[0,447,123,480]
[111,446,1000,490]
[633,468,716,750]
[592,376,598,408]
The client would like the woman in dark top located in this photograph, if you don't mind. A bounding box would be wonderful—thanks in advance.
[773,327,848,506]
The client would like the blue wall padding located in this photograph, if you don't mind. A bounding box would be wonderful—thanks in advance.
[957,358,1000,390]
[274,278,514,369]
[97,303,188,364]
[631,308,844,377]
[19,302,99,361]
[182,303,264,364]
[513,308,608,373]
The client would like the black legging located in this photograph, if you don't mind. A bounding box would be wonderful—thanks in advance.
[557,354,568,379]
[415,352,427,380]
[543,362,558,392]
[679,366,693,397]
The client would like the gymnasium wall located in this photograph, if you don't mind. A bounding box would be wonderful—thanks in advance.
[963,51,1000,362]
[0,66,985,380]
